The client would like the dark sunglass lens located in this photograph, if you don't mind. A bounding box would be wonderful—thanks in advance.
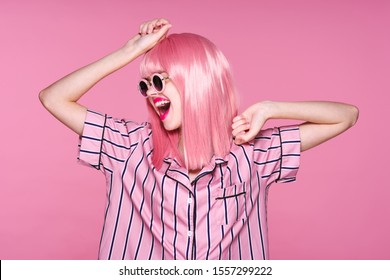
[139,81,148,96]
[152,75,163,92]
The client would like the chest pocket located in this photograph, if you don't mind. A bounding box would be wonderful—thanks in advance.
[214,182,248,225]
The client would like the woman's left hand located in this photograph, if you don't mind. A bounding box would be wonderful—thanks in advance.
[232,102,271,145]
[232,100,359,151]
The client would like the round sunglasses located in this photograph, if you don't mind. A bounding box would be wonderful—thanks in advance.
[138,73,170,97]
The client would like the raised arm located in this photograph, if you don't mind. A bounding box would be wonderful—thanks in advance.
[232,101,359,152]
[39,18,172,135]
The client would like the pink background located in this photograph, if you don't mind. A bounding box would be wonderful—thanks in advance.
[1,0,389,260]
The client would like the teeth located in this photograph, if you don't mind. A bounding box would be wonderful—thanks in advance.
[155,100,170,108]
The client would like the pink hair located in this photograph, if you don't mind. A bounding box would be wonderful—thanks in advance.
[140,33,238,170]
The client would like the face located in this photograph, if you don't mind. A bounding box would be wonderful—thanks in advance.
[140,73,182,131]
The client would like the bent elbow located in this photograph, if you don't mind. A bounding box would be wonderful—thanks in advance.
[38,90,45,104]
[349,105,359,127]
[39,88,56,111]
[39,89,49,107]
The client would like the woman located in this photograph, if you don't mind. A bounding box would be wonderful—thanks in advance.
[39,18,358,260]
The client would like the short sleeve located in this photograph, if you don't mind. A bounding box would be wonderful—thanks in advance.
[253,125,301,184]
[77,109,148,171]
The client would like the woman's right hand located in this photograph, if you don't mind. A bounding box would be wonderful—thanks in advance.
[39,18,172,136]
[127,18,172,56]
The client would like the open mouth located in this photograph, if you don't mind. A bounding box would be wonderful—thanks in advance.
[153,97,171,121]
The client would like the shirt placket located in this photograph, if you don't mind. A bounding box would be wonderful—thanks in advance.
[187,190,195,259]
[163,159,195,259]
[189,158,227,260]
[163,157,228,260]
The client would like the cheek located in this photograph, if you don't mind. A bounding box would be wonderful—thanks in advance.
[174,103,182,121]
[168,111,182,130]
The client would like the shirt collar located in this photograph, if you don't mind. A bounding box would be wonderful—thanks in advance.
[162,154,228,185]
[163,155,228,167]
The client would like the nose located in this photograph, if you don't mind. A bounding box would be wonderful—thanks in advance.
[145,87,158,97]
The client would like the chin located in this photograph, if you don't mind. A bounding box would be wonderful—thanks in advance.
[163,122,181,131]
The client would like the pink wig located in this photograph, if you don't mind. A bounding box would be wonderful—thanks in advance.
[140,33,238,170]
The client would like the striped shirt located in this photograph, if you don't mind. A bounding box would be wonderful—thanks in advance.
[78,109,301,260]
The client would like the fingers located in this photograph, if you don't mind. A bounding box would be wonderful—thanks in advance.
[232,115,252,145]
[232,115,247,130]
[234,124,258,145]
[232,124,250,138]
[139,18,171,35]
[232,116,250,137]
[232,114,246,123]
[232,114,265,145]
[128,19,171,56]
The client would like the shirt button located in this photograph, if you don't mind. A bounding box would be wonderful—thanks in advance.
[187,198,192,204]
[187,231,192,237]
